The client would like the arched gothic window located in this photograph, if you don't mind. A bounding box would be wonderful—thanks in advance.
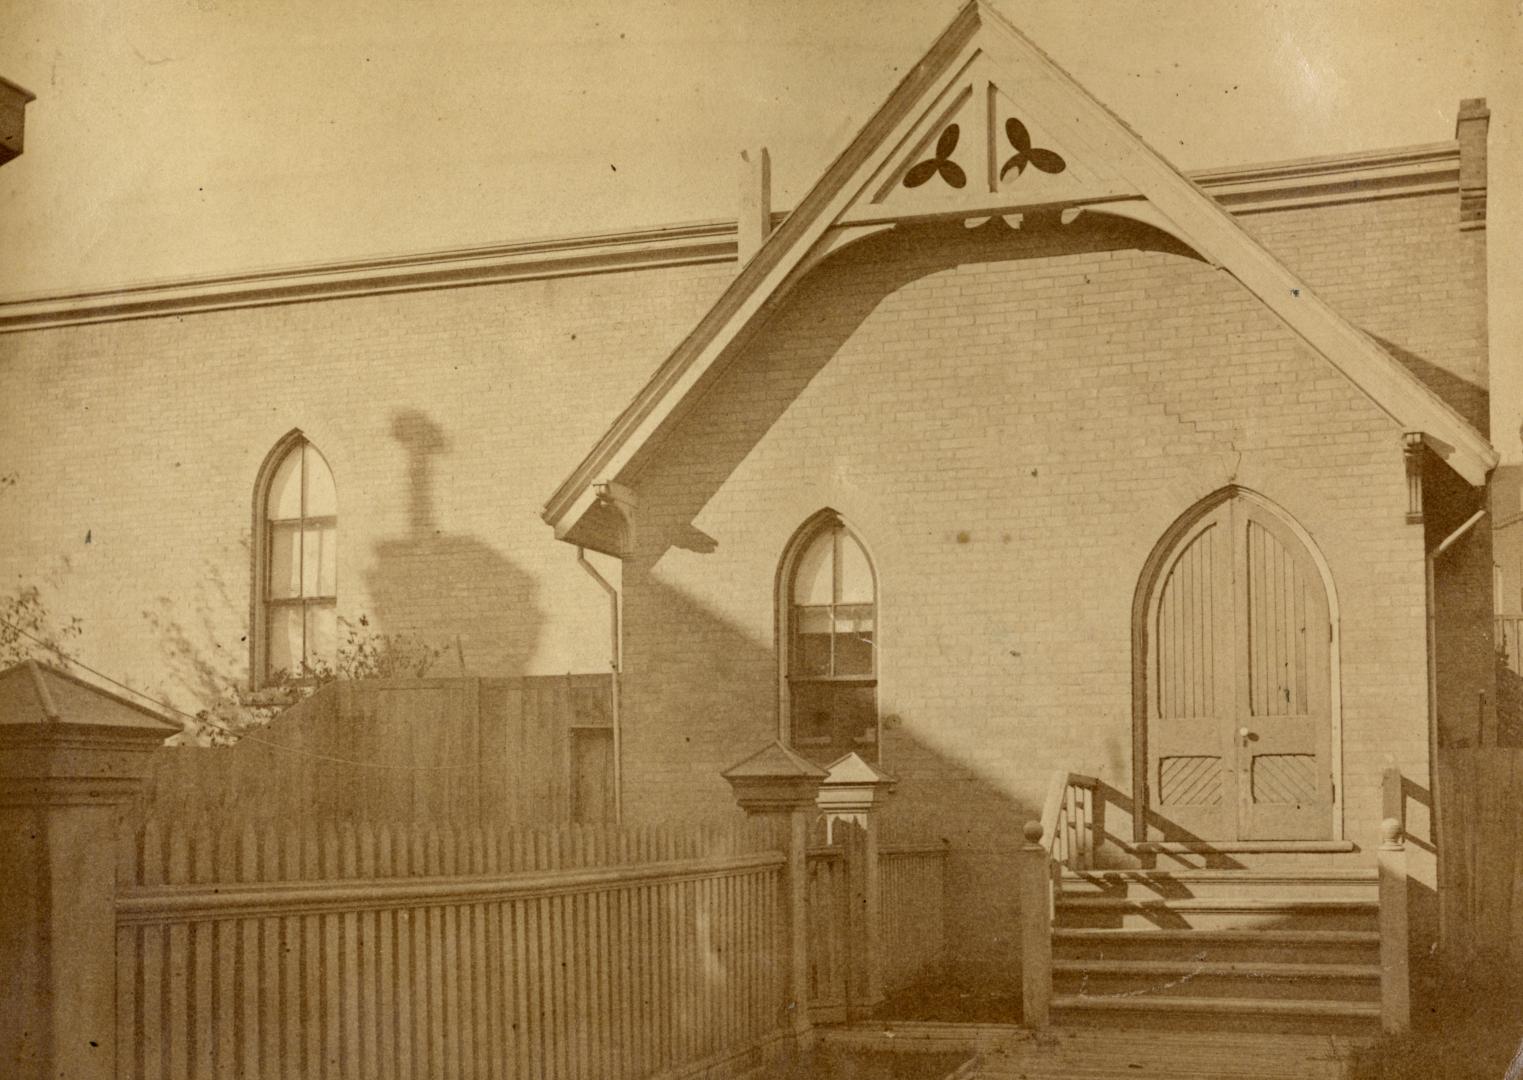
[782,514,878,763]
[254,435,337,683]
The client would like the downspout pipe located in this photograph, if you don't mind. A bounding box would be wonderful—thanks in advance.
[1434,509,1486,559]
[577,547,622,822]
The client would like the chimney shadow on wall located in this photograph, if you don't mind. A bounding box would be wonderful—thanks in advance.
[363,407,546,677]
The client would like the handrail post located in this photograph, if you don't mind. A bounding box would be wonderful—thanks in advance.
[1018,820,1053,1028]
[1381,762,1404,830]
[1378,816,1411,1034]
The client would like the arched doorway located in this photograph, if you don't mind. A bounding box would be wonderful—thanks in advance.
[1133,488,1338,841]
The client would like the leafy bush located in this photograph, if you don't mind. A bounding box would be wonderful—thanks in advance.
[194,614,447,743]
[0,583,83,668]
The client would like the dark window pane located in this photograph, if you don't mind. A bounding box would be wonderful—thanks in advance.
[834,683,878,747]
[790,681,877,764]
[833,604,875,675]
[791,682,836,747]
[794,606,832,676]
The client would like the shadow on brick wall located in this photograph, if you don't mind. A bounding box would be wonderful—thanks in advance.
[1370,333,1489,434]
[363,408,545,675]
[636,214,1197,562]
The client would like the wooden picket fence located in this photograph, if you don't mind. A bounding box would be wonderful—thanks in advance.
[113,819,790,1080]
[1435,747,1523,969]
[878,843,948,995]
[805,832,948,1021]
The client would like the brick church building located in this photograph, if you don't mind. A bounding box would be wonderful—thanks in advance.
[0,2,1501,975]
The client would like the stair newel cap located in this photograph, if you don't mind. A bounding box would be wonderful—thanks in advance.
[721,740,828,815]
[1023,821,1046,847]
[1379,817,1403,849]
[0,660,179,806]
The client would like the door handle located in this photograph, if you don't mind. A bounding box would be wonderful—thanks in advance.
[1238,726,1251,745]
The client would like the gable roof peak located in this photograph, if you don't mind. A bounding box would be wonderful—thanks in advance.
[543,3,1495,554]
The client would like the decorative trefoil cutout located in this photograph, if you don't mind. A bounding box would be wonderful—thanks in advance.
[1000,117,1066,180]
[903,124,967,190]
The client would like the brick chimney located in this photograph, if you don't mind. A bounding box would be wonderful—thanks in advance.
[1455,97,1488,230]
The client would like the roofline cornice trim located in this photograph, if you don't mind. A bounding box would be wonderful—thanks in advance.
[0,221,742,334]
[0,143,1459,334]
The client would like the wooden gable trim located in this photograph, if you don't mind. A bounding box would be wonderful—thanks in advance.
[969,5,1495,484]
[543,2,987,538]
[543,2,1494,545]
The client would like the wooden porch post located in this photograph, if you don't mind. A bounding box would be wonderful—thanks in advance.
[1378,816,1412,1033]
[722,742,828,1045]
[1018,820,1053,1028]
[0,661,177,1080]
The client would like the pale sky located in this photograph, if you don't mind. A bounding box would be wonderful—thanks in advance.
[1,0,1519,449]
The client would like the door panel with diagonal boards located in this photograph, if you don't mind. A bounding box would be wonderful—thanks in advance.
[1142,493,1333,841]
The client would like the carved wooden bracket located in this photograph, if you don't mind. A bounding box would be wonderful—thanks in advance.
[1403,432,1425,524]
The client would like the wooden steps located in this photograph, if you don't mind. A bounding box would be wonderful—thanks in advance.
[1056,958,1379,980]
[1055,927,1380,962]
[1051,867,1383,1034]
[1054,994,1380,1018]
[1059,868,1377,899]
[1055,895,1378,931]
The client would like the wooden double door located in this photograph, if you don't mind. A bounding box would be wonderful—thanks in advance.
[1139,494,1334,841]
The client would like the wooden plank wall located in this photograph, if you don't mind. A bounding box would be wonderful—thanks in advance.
[878,843,949,995]
[133,676,614,827]
[1435,748,1523,969]
[114,820,786,1080]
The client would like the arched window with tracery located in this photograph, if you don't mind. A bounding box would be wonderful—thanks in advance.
[781,513,878,763]
[254,434,337,684]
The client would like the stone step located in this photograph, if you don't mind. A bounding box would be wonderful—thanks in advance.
[1054,895,1378,931]
[1053,958,1381,1002]
[1053,927,1380,965]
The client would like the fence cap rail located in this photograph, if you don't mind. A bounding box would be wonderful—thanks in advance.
[117,849,785,923]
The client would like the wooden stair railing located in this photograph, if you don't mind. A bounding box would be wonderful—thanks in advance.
[1039,770,1101,872]
[1020,770,1101,1027]
[1379,763,1411,1033]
